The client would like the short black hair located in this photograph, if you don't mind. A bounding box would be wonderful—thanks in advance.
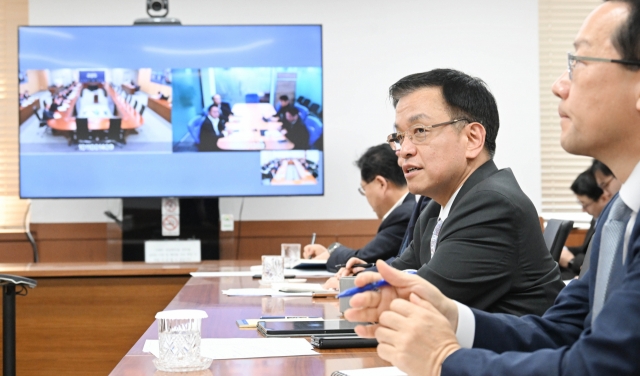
[608,0,640,67]
[356,144,406,187]
[571,169,603,201]
[389,68,500,158]
[285,106,299,116]
[590,159,615,177]
[279,95,289,101]
[208,104,219,113]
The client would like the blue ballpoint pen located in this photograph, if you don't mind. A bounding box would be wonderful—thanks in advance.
[336,270,418,298]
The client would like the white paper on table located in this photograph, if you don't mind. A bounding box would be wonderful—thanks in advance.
[143,338,318,360]
[250,265,335,278]
[222,288,312,297]
[191,271,256,277]
[331,366,408,376]
[271,283,334,293]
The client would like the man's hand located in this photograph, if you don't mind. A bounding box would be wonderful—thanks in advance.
[559,247,575,268]
[375,293,461,376]
[303,244,329,260]
[343,260,459,337]
[323,276,339,290]
[335,257,368,278]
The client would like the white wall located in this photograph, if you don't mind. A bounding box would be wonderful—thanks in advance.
[29,0,541,223]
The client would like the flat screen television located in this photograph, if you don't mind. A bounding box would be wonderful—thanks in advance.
[18,25,323,198]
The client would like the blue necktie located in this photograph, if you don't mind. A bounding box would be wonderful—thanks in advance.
[592,197,632,323]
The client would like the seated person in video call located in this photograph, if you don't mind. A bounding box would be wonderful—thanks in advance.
[273,94,294,121]
[212,94,232,122]
[157,91,170,101]
[198,104,226,152]
[347,69,563,316]
[281,107,310,150]
[559,166,611,279]
[303,144,416,272]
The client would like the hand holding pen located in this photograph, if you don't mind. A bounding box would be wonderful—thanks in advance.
[342,260,459,339]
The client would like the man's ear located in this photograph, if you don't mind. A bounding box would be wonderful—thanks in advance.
[465,122,487,159]
[374,175,388,191]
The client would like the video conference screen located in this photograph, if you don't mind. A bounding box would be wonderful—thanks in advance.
[18,25,323,198]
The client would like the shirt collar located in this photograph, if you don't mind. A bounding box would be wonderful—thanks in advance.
[208,115,219,124]
[619,159,640,214]
[438,185,463,221]
[382,192,410,221]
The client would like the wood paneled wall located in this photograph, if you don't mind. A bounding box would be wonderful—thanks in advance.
[0,220,587,262]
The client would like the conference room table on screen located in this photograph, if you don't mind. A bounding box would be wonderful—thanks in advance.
[19,99,40,125]
[121,83,137,95]
[46,84,144,131]
[272,158,317,185]
[217,103,294,150]
[110,260,389,376]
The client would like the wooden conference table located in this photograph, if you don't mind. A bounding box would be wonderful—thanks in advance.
[218,103,295,150]
[46,83,144,131]
[110,260,389,375]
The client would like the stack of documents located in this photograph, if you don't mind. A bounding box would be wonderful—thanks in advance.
[222,283,337,297]
[143,338,318,360]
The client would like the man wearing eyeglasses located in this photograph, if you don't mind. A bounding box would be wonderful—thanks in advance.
[353,68,562,316]
[345,1,640,375]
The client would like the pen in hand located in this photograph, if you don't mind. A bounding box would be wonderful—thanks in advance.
[336,270,418,298]
[334,263,374,269]
[308,233,317,259]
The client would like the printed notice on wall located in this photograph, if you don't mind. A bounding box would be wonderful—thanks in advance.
[144,240,201,263]
[162,197,180,236]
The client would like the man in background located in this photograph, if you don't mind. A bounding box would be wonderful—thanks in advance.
[559,165,613,278]
[198,104,226,152]
[281,107,310,150]
[212,94,233,122]
[303,144,415,272]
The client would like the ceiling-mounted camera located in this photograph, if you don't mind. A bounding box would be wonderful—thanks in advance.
[134,0,181,25]
[147,0,169,18]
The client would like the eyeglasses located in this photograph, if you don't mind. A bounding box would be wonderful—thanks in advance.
[578,199,596,210]
[598,176,615,190]
[358,180,372,196]
[387,118,470,150]
[567,52,640,80]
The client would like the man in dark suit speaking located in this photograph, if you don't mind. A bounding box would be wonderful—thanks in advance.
[198,104,226,152]
[345,1,640,375]
[343,69,563,316]
[303,143,416,272]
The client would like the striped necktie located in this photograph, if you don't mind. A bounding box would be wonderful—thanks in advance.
[430,218,444,258]
[592,197,632,323]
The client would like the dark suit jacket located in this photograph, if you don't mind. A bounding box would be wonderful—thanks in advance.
[283,117,310,150]
[219,102,232,121]
[442,194,640,375]
[198,117,226,152]
[392,160,564,316]
[326,194,416,272]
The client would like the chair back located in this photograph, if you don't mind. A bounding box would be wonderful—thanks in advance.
[543,219,574,262]
[294,103,309,121]
[108,118,123,143]
[75,118,90,141]
[245,93,260,103]
[309,103,320,115]
[188,115,207,144]
[304,115,323,147]
[302,98,311,107]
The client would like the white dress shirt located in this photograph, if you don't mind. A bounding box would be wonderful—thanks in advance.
[382,192,410,221]
[453,159,640,349]
[207,115,220,136]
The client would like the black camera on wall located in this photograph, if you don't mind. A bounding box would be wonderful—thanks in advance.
[147,0,169,17]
